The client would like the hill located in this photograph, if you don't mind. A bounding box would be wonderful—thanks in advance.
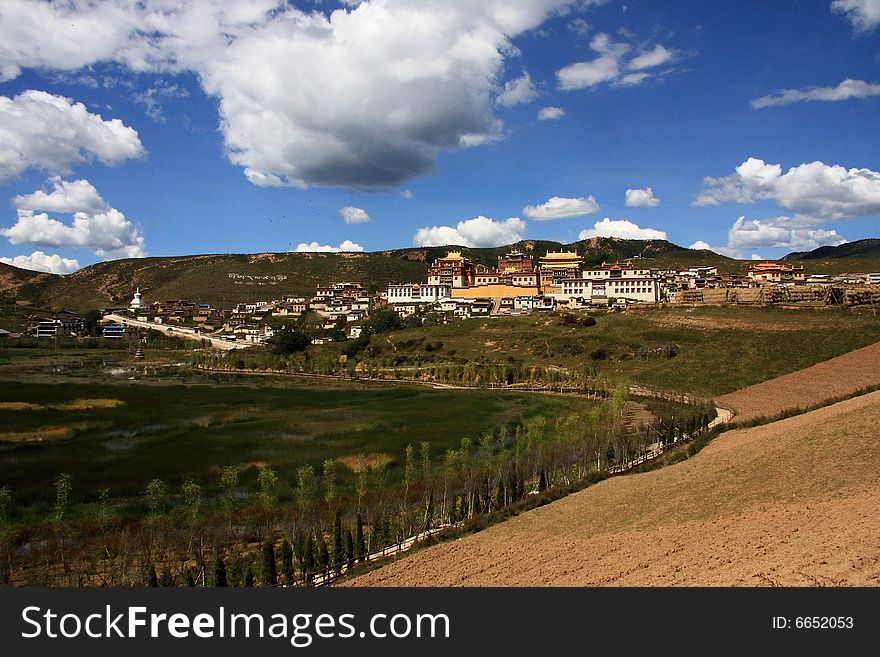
[0,263,60,304]
[348,344,880,587]
[783,238,880,260]
[782,238,880,273]
[9,238,738,312]
[6,234,880,311]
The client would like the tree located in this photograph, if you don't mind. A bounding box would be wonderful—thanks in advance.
[260,542,278,587]
[302,534,315,582]
[344,529,355,571]
[145,563,158,587]
[211,545,228,587]
[257,467,278,534]
[0,486,12,585]
[403,444,415,505]
[331,511,344,576]
[323,459,337,511]
[81,309,102,337]
[52,473,72,525]
[362,307,402,335]
[53,473,72,573]
[269,322,310,355]
[355,513,366,563]
[242,563,255,587]
[318,534,330,578]
[279,539,294,585]
[355,457,368,513]
[220,465,239,532]
[296,465,316,525]
[181,479,204,572]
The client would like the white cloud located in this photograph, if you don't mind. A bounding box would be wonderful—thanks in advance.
[0,250,80,274]
[0,90,145,182]
[413,216,526,247]
[537,106,566,121]
[294,240,364,253]
[628,44,675,71]
[751,79,880,109]
[0,0,579,189]
[726,216,846,252]
[1,178,146,260]
[339,206,371,224]
[13,178,109,215]
[401,189,414,199]
[694,157,880,219]
[523,195,600,220]
[579,218,667,240]
[557,33,629,90]
[689,215,848,259]
[556,32,676,90]
[832,0,880,32]
[497,72,539,107]
[624,187,660,208]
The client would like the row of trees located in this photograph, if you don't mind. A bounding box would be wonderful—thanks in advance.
[0,386,714,587]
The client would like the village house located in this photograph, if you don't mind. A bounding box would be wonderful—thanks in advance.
[28,311,83,338]
[747,262,806,284]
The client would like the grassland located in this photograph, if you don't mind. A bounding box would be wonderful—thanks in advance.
[333,305,880,397]
[0,377,592,514]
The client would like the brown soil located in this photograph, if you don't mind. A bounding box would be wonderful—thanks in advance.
[349,386,880,587]
[716,340,880,422]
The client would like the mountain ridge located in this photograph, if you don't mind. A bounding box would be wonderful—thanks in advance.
[3,235,879,311]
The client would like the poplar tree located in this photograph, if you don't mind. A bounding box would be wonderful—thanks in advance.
[323,459,337,512]
[257,468,279,535]
[220,465,239,533]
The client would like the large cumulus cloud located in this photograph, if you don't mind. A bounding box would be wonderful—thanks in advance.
[0,0,575,189]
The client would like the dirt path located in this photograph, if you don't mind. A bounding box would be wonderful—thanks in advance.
[716,340,880,423]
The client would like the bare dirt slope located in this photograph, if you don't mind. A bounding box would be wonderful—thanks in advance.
[349,391,880,587]
[716,340,880,422]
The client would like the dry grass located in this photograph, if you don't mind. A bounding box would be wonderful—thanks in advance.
[54,398,125,411]
[0,425,75,443]
[0,401,42,411]
[337,453,395,473]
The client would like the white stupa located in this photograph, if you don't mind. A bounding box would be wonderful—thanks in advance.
[130,287,144,310]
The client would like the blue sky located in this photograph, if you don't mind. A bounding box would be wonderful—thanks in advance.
[1,0,879,273]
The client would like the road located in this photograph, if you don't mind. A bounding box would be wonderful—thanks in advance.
[103,313,252,350]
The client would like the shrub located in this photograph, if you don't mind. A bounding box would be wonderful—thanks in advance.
[580,316,597,327]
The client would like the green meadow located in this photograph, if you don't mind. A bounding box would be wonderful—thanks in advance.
[0,377,590,514]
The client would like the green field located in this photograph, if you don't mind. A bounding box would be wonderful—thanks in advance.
[0,376,591,514]
[318,305,880,397]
